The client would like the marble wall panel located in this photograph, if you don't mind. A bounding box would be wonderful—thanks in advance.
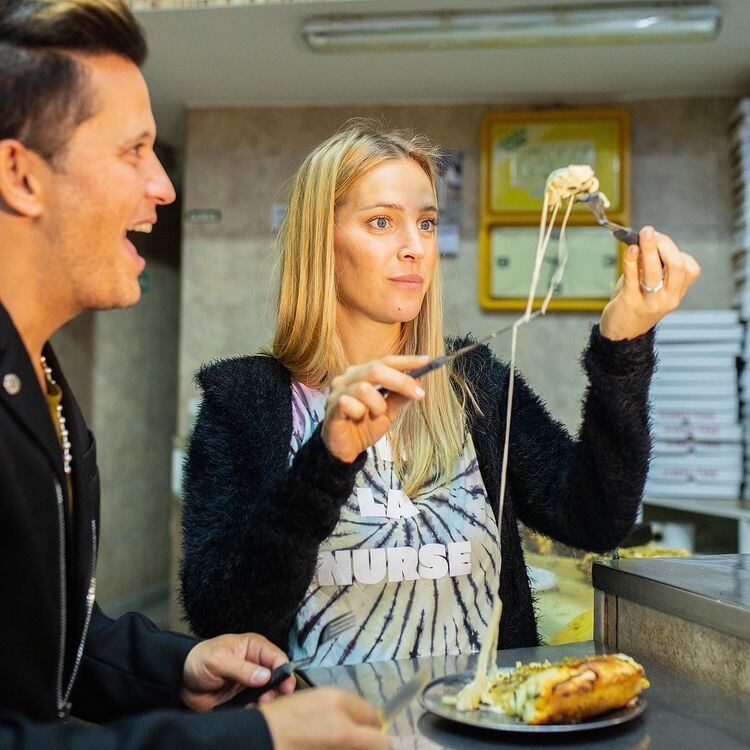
[52,209,182,607]
[616,598,750,695]
[93,256,180,602]
[51,311,95,422]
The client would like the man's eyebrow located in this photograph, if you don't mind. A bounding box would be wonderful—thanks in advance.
[123,130,155,145]
[357,202,438,212]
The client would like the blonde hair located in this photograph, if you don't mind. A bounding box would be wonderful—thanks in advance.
[273,121,470,497]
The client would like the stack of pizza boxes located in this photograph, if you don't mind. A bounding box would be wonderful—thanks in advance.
[646,310,743,501]
[730,98,750,505]
[731,97,750,317]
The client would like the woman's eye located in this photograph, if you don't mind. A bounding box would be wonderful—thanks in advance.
[371,217,389,229]
[420,219,436,231]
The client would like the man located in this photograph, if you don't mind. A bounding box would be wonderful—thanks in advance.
[0,1,390,748]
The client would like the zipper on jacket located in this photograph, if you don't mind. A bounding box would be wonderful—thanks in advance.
[54,479,98,721]
[54,480,70,719]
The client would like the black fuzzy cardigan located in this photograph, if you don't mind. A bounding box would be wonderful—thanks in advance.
[180,325,655,652]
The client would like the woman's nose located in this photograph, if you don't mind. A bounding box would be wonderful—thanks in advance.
[397,225,426,260]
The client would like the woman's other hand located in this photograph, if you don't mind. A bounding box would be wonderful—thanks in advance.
[599,226,701,341]
[322,355,427,462]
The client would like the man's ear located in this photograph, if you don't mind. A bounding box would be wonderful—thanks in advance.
[0,139,46,218]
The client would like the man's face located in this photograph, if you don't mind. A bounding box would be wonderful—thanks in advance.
[39,53,175,311]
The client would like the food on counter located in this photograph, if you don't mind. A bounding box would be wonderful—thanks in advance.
[444,653,649,725]
[577,545,691,583]
[523,530,554,555]
[549,609,594,645]
[493,654,648,725]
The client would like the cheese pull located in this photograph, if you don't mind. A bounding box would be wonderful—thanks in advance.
[491,654,649,725]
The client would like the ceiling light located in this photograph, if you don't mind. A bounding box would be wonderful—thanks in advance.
[302,3,721,52]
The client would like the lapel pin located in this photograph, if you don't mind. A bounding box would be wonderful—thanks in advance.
[3,373,21,396]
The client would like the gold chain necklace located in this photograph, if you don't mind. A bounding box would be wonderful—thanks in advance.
[40,356,73,475]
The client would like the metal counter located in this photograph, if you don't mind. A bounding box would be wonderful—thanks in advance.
[304,641,750,749]
[592,554,750,640]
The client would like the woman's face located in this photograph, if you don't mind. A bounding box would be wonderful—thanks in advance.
[334,158,438,326]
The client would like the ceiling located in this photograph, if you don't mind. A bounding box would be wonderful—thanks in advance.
[134,0,750,146]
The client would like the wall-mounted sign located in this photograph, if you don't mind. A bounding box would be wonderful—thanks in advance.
[490,226,619,300]
[436,149,463,256]
[479,107,630,311]
[184,208,222,225]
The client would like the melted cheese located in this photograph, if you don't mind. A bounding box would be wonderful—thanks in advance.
[446,165,619,723]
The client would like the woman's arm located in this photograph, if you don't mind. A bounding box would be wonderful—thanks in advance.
[499,225,699,551]
[180,359,364,646]
[503,325,656,552]
[508,326,655,550]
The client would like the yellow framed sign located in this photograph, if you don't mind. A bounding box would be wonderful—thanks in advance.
[479,108,630,311]
[490,226,620,301]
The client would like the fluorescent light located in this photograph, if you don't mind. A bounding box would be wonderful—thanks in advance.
[634,16,660,29]
[302,3,721,52]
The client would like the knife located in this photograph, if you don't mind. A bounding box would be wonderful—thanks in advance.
[377,314,538,398]
[378,667,430,730]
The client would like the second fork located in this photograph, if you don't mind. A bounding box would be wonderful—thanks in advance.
[215,611,355,710]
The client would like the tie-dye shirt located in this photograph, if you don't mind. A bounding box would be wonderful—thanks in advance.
[288,380,501,667]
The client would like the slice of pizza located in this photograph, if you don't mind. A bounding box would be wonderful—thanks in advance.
[488,653,649,725]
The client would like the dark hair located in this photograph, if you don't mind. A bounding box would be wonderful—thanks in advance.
[0,0,147,165]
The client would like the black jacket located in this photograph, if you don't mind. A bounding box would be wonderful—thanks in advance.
[0,302,272,749]
[181,326,655,652]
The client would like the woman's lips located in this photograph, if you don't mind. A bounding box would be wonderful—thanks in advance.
[389,274,423,290]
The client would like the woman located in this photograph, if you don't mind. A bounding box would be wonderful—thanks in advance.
[180,123,699,666]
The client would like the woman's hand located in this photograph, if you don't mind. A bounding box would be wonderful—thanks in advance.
[322,355,428,463]
[599,226,701,341]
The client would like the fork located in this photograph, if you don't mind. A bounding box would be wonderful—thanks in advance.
[577,191,640,246]
[215,611,356,710]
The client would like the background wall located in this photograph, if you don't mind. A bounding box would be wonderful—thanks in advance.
[178,98,735,437]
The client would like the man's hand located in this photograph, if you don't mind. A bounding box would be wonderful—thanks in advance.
[181,633,295,711]
[260,688,392,750]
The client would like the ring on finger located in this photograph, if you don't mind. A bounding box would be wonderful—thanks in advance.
[640,278,664,294]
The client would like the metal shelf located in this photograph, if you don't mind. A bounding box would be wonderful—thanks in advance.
[643,495,750,553]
